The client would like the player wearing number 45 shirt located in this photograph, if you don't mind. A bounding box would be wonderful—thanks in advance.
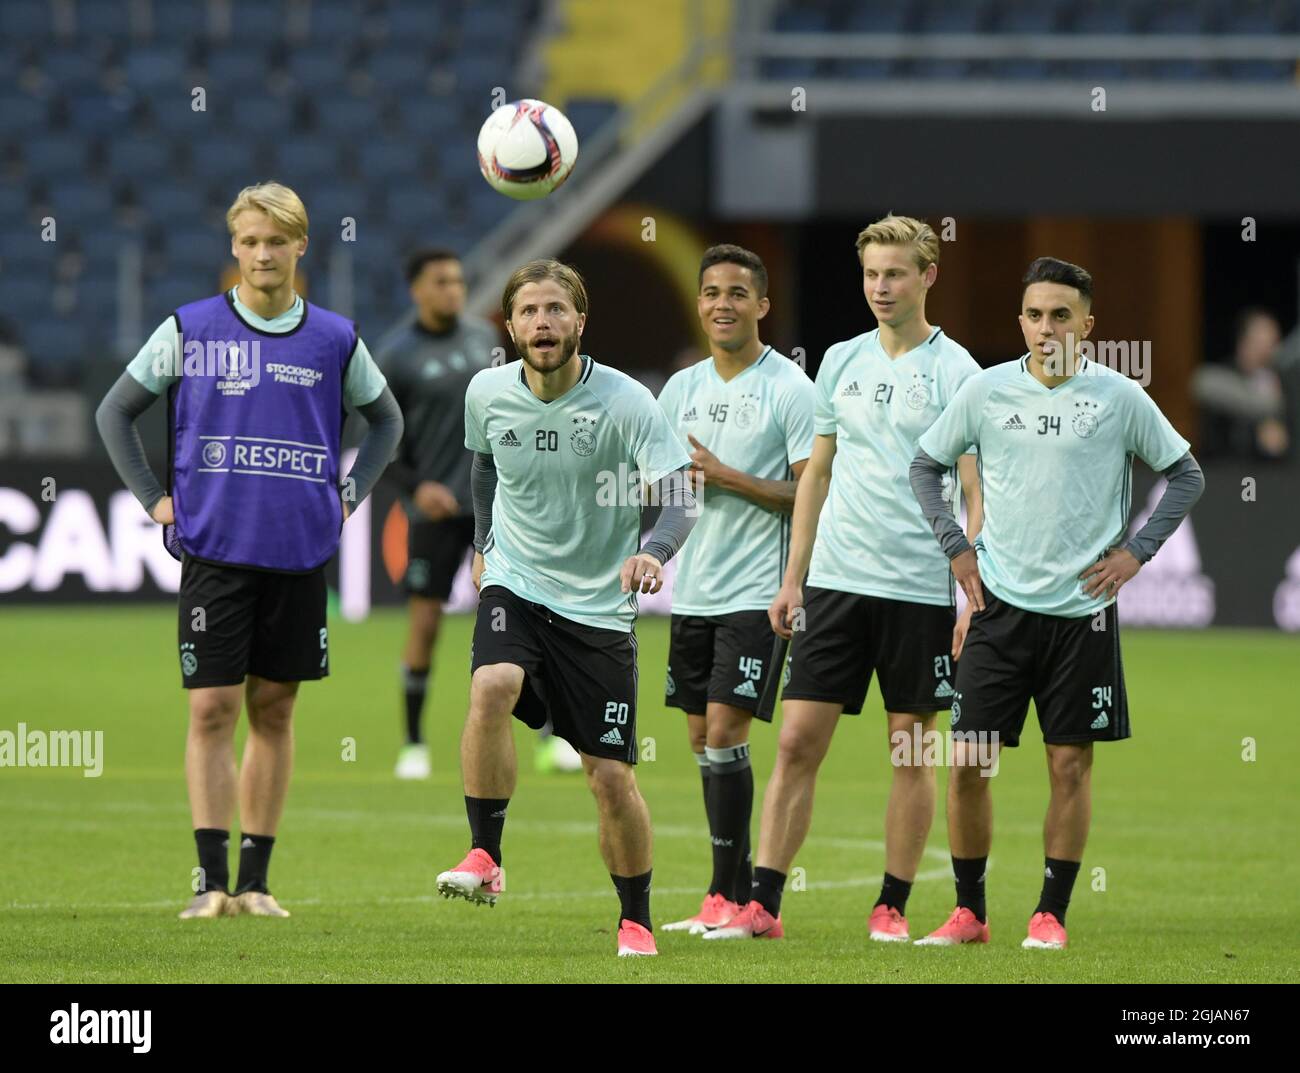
[707,215,984,944]
[655,245,815,935]
[434,260,698,957]
[909,257,1204,950]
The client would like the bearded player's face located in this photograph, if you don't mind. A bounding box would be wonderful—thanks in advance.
[507,279,586,373]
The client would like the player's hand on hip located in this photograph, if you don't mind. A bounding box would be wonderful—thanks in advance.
[950,548,984,612]
[952,604,973,661]
[414,480,459,521]
[471,551,484,591]
[769,581,804,639]
[150,496,174,525]
[621,553,664,595]
[1079,547,1140,598]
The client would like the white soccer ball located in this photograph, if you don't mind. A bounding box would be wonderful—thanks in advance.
[476,98,579,201]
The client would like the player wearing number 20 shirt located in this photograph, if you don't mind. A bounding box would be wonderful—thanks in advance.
[434,260,697,958]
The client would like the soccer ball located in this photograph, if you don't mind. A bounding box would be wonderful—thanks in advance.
[476,98,579,201]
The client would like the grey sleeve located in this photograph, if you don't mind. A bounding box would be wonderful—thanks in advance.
[1122,452,1205,563]
[95,371,167,514]
[345,386,404,508]
[909,448,973,561]
[471,451,497,552]
[639,469,698,565]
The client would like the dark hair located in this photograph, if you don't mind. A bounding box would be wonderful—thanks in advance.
[699,244,768,298]
[405,248,461,284]
[1234,306,1278,342]
[1021,256,1093,305]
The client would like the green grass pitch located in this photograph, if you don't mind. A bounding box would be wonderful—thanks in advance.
[0,606,1295,983]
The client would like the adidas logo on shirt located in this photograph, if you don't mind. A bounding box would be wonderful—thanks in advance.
[1002,414,1026,430]
[1090,711,1109,730]
[733,679,758,699]
[682,407,697,422]
[498,429,521,446]
[599,726,624,746]
[841,381,862,397]
[934,679,954,698]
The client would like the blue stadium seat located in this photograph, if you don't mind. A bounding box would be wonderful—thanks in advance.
[23,134,89,179]
[0,229,57,267]
[313,91,383,136]
[562,98,618,141]
[828,59,897,79]
[0,274,52,318]
[989,59,1054,79]
[125,45,186,91]
[28,319,88,369]
[140,186,209,227]
[149,273,219,319]
[265,135,338,184]
[48,180,116,225]
[0,91,49,137]
[843,2,913,32]
[394,95,465,142]
[304,185,371,235]
[228,96,294,135]
[74,0,133,39]
[366,47,432,93]
[360,138,421,183]
[107,136,175,179]
[43,45,106,92]
[1067,2,1138,33]
[286,47,349,92]
[993,1,1065,33]
[459,4,525,48]
[917,0,989,33]
[385,4,447,42]
[386,183,441,232]
[758,57,821,80]
[305,0,366,42]
[1221,61,1294,81]
[450,53,511,98]
[905,59,974,79]
[77,227,141,266]
[150,0,208,42]
[224,0,290,39]
[0,184,31,217]
[773,9,831,33]
[0,0,51,41]
[1146,60,1216,80]
[186,135,260,185]
[74,275,120,320]
[204,45,271,88]
[1144,2,1212,34]
[68,91,135,135]
[1213,1,1295,33]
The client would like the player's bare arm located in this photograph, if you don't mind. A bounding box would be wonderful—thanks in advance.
[687,432,807,512]
[952,453,984,656]
[769,432,836,637]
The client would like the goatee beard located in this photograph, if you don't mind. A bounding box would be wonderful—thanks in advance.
[519,331,580,373]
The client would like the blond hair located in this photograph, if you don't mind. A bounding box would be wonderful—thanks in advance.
[226,181,309,240]
[855,214,939,272]
[501,259,589,320]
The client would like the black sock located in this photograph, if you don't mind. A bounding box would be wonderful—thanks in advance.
[952,855,988,923]
[194,828,230,894]
[696,751,710,809]
[403,665,429,745]
[612,870,652,930]
[1034,857,1081,925]
[751,866,786,917]
[465,796,509,865]
[234,833,275,895]
[705,744,752,900]
[734,822,753,907]
[875,872,913,915]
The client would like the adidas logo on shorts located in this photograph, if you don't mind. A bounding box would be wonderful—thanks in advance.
[733,680,758,699]
[498,429,522,446]
[599,727,624,746]
[934,678,954,698]
[1090,711,1109,730]
[1002,413,1026,430]
[841,380,862,397]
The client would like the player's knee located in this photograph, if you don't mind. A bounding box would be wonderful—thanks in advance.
[188,696,240,736]
[247,700,293,736]
[705,708,750,750]
[687,726,707,754]
[585,760,634,808]
[775,726,825,773]
[469,665,523,719]
[1047,746,1091,789]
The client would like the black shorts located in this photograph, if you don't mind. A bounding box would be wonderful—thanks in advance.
[470,586,639,763]
[177,557,329,689]
[665,611,778,721]
[405,515,476,599]
[951,587,1129,748]
[782,586,956,715]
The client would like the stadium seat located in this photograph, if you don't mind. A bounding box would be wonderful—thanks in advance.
[107,136,175,180]
[906,59,975,79]
[67,91,136,135]
[1144,1,1212,35]
[125,45,187,91]
[75,275,120,320]
[1066,2,1138,34]
[366,47,432,93]
[384,4,447,42]
[305,185,373,236]
[992,1,1065,33]
[42,45,107,93]
[450,53,512,98]
[358,138,421,184]
[843,2,913,33]
[459,4,525,48]
[22,133,89,179]
[313,91,383,137]
[265,135,339,185]
[916,0,990,33]
[305,0,367,42]
[773,9,831,33]
[285,47,349,92]
[164,226,231,272]
[149,0,209,42]
[562,98,618,141]
[0,275,53,319]
[73,0,133,39]
[394,95,464,142]
[186,135,260,185]
[1213,1,1296,34]
[0,91,49,137]
[48,179,117,226]
[0,229,58,268]
[139,186,209,227]
[0,0,51,42]
[226,96,295,135]
[1221,61,1294,81]
[77,227,143,266]
[204,45,272,89]
[27,318,87,369]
